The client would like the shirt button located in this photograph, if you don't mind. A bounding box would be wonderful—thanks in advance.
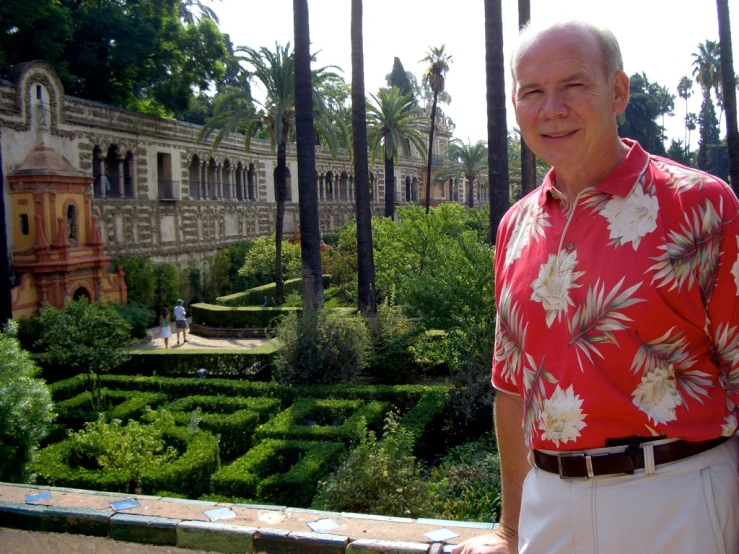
[566,242,574,250]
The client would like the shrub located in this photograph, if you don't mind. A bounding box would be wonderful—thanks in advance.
[153,263,181,314]
[364,303,422,383]
[115,301,156,338]
[0,325,55,482]
[238,235,302,287]
[31,409,220,497]
[54,389,168,429]
[273,310,371,385]
[34,299,133,376]
[312,414,430,517]
[115,257,155,306]
[427,435,501,523]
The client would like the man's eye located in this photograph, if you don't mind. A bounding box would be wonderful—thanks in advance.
[566,83,583,89]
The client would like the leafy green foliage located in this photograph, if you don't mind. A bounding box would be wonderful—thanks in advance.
[0,0,228,118]
[364,303,423,382]
[0,325,55,482]
[312,414,430,517]
[115,301,156,339]
[153,263,181,314]
[617,72,673,156]
[273,310,371,385]
[238,235,302,287]
[428,435,501,523]
[34,300,133,376]
[115,257,156,307]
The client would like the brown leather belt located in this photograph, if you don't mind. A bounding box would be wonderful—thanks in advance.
[533,436,728,479]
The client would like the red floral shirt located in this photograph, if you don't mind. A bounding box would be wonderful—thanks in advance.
[492,139,739,451]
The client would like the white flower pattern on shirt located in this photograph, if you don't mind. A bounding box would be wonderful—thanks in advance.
[538,385,587,446]
[530,250,585,327]
[732,236,739,295]
[600,183,659,250]
[504,197,551,268]
[632,363,682,424]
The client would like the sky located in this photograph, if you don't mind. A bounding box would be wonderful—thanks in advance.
[215,0,738,149]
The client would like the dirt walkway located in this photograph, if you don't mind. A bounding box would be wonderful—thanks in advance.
[136,319,268,351]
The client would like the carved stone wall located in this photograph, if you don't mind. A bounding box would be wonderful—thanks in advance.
[0,62,449,270]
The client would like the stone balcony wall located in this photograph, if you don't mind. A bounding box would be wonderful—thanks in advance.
[0,483,495,554]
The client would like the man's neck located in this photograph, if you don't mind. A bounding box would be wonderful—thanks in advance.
[554,139,630,201]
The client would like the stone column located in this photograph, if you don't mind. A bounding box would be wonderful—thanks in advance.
[200,161,207,199]
[98,157,106,199]
[117,158,125,198]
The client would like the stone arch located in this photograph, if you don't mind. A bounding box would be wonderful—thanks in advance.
[71,284,92,303]
[411,177,419,202]
[12,61,66,134]
[338,171,348,201]
[235,162,244,201]
[405,176,412,202]
[325,171,334,199]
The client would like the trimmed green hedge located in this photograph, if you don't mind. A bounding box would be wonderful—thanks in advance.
[31,426,219,498]
[167,396,281,458]
[191,303,355,330]
[55,389,168,429]
[118,346,277,381]
[216,276,333,307]
[254,398,389,446]
[210,439,344,506]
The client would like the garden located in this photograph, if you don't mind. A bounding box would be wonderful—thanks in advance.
[2,204,501,523]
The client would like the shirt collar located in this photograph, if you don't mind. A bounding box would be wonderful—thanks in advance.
[537,139,650,206]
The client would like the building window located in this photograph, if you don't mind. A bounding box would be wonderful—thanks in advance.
[67,204,78,247]
[20,214,29,235]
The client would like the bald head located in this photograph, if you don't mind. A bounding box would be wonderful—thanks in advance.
[511,21,624,89]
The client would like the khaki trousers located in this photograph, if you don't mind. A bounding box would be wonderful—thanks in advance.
[519,437,739,554]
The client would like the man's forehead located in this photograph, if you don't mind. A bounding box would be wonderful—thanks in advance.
[514,28,603,79]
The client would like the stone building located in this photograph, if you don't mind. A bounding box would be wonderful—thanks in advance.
[0,61,461,317]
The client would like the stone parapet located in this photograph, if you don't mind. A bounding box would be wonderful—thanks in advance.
[0,483,495,554]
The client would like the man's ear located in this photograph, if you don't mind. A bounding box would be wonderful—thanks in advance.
[613,71,629,115]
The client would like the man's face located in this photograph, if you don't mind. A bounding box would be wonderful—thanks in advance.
[512,28,628,174]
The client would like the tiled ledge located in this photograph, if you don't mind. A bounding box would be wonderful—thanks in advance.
[0,483,496,554]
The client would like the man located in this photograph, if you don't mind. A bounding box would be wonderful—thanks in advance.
[173,299,189,345]
[454,21,739,554]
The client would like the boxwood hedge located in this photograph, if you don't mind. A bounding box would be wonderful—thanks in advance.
[216,276,333,307]
[210,439,344,506]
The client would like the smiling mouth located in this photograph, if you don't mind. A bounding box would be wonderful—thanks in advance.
[542,130,577,139]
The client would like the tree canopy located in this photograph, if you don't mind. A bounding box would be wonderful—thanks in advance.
[618,73,673,156]
[0,0,229,118]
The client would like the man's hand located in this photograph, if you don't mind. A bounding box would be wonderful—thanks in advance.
[451,527,518,554]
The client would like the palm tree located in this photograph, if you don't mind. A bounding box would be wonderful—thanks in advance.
[717,0,739,192]
[518,0,537,199]
[444,139,488,208]
[351,0,376,314]
[677,75,693,147]
[484,0,509,246]
[179,0,221,24]
[366,86,428,220]
[200,43,340,304]
[293,0,324,311]
[421,45,452,214]
[692,40,721,170]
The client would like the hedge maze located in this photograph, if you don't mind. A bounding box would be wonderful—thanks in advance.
[34,374,449,508]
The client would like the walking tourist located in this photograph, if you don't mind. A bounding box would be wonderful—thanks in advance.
[173,299,189,345]
[159,307,172,349]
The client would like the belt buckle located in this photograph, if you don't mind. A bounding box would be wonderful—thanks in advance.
[557,452,594,479]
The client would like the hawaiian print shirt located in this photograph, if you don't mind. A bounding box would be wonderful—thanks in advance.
[492,139,739,451]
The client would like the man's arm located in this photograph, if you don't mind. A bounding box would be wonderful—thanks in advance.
[451,391,530,554]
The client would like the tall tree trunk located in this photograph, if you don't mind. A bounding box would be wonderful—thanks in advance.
[274,135,287,305]
[484,0,510,246]
[0,139,11,326]
[467,176,474,208]
[351,0,376,314]
[384,153,395,219]
[424,92,438,214]
[518,0,537,198]
[698,90,710,171]
[293,0,324,311]
[717,0,739,193]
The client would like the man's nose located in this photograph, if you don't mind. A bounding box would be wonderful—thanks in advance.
[540,91,567,119]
